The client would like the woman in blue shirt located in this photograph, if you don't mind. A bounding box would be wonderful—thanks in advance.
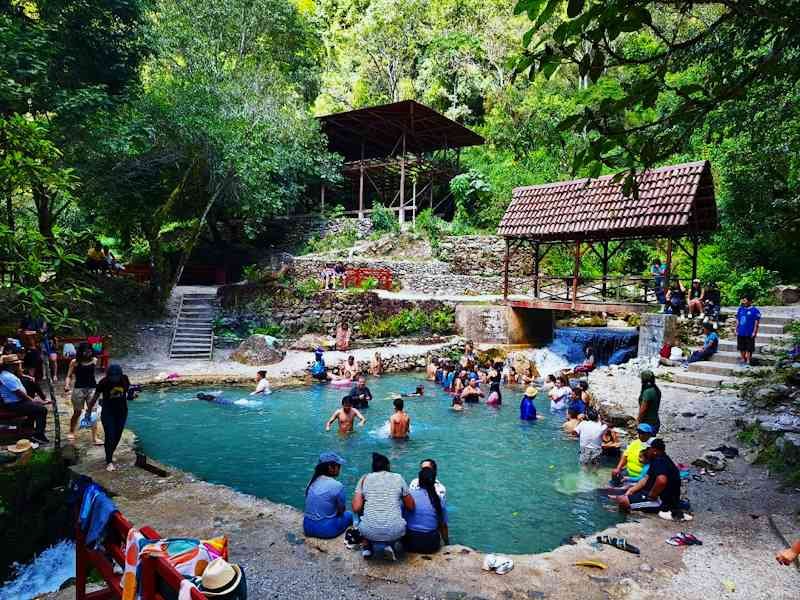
[687,322,719,363]
[303,452,353,539]
[402,467,449,553]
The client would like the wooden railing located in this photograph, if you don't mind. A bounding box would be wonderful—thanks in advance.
[532,275,659,304]
[77,511,208,600]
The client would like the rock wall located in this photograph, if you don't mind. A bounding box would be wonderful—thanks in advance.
[292,256,534,296]
[263,216,374,252]
[219,290,453,336]
[437,235,535,276]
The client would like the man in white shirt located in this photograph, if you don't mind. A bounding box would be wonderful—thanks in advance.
[573,408,606,465]
[251,370,271,395]
[0,361,50,443]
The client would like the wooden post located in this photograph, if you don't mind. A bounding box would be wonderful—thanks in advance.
[76,527,87,599]
[691,236,699,281]
[601,240,609,298]
[412,178,417,225]
[430,179,434,210]
[358,140,365,219]
[503,238,510,300]
[399,131,406,226]
[665,237,673,287]
[533,241,540,298]
[571,240,581,311]
[320,184,326,214]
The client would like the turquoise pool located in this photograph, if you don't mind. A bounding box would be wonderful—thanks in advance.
[127,374,623,554]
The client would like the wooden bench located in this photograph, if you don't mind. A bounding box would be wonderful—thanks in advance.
[344,267,393,290]
[123,263,153,284]
[56,336,112,376]
[0,407,33,440]
[77,511,209,600]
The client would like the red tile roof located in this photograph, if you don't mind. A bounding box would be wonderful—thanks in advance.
[498,161,717,241]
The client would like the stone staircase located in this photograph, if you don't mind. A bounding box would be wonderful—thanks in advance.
[169,292,217,360]
[673,314,795,388]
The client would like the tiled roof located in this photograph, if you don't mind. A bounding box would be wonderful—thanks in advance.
[498,161,717,241]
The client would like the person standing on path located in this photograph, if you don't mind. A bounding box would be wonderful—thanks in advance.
[736,294,761,365]
[87,364,130,472]
[65,342,102,445]
[638,370,661,435]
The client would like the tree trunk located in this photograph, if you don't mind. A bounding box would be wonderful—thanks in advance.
[4,192,13,231]
[33,185,54,239]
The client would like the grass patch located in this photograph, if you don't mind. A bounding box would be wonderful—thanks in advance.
[359,307,455,338]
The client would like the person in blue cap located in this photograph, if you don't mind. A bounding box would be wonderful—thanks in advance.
[87,364,130,472]
[303,451,353,539]
[611,423,654,484]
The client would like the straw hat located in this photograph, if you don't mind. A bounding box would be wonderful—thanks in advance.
[7,439,38,453]
[525,386,538,397]
[198,558,243,597]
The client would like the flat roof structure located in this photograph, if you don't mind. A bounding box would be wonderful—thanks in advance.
[316,101,484,223]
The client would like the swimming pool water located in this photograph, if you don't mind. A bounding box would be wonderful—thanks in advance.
[127,374,623,554]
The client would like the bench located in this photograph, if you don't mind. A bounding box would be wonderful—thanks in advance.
[344,267,393,290]
[56,336,112,376]
[0,407,33,440]
[123,263,153,284]
[77,511,209,600]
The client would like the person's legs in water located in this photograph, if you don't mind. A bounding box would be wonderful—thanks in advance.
[101,405,127,470]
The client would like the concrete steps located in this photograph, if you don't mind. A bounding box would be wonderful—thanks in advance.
[672,371,735,388]
[705,350,776,365]
[169,293,217,360]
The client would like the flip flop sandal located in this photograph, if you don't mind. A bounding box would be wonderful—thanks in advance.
[494,558,514,575]
[680,532,702,545]
[666,535,689,546]
[692,474,704,481]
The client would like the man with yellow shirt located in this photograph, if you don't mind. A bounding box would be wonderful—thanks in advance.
[612,423,654,482]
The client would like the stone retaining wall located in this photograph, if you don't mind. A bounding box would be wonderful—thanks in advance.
[218,288,454,335]
[292,256,533,295]
[437,235,534,277]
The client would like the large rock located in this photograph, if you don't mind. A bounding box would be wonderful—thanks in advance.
[755,412,800,433]
[772,284,800,305]
[776,432,800,465]
[749,384,790,408]
[231,335,285,366]
[475,346,509,365]
[290,333,334,351]
[511,352,540,380]
[692,451,727,471]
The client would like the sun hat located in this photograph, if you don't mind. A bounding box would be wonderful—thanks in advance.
[318,451,346,465]
[525,386,538,397]
[637,423,654,434]
[198,558,243,597]
[7,439,39,453]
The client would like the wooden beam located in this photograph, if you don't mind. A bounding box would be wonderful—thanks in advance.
[320,184,326,214]
[691,236,699,281]
[533,241,540,298]
[503,238,511,299]
[665,237,673,287]
[358,141,365,218]
[399,130,406,225]
[601,240,609,298]
[571,240,582,311]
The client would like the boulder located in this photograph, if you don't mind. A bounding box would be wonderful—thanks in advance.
[231,335,285,366]
[749,384,790,408]
[692,451,727,471]
[476,346,508,364]
[775,432,800,465]
[511,352,540,380]
[772,284,800,305]
[290,333,334,351]
[755,412,800,433]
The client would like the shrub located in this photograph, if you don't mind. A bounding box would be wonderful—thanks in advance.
[294,277,323,299]
[414,208,446,252]
[358,277,379,291]
[722,266,779,305]
[242,263,265,283]
[303,220,358,254]
[371,202,399,233]
[250,322,286,337]
[358,307,455,338]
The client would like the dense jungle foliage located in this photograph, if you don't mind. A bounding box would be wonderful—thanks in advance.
[2,0,799,328]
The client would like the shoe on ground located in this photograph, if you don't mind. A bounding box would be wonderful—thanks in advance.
[361,548,372,559]
[31,434,49,444]
[382,545,397,561]
[106,462,116,472]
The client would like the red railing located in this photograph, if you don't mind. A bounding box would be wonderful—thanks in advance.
[345,267,393,290]
[77,512,208,600]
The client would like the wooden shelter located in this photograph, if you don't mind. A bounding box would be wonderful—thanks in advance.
[318,100,484,223]
[497,160,717,307]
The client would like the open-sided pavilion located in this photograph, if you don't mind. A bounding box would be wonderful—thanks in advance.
[317,100,484,224]
[498,160,717,311]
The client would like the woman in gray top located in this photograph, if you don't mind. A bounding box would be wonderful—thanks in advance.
[352,452,415,560]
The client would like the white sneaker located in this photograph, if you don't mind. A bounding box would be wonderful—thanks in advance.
[106,462,116,472]
[382,545,397,561]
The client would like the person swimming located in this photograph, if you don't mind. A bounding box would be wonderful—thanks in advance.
[196,392,233,405]
[401,385,425,397]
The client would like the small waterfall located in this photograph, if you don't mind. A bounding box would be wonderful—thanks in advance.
[551,327,639,366]
[0,540,75,600]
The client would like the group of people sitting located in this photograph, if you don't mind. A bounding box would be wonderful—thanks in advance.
[320,262,347,290]
[650,262,721,322]
[86,239,124,274]
[303,452,448,559]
